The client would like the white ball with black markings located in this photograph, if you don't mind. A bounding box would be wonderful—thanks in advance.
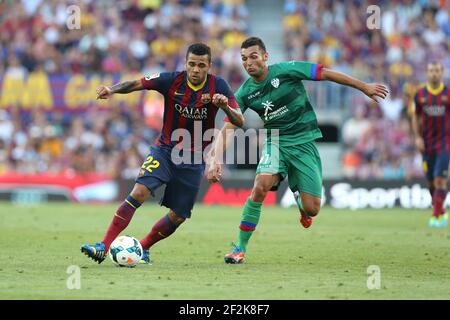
[109,235,143,267]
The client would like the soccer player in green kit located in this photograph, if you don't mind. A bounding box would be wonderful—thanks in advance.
[206,37,389,264]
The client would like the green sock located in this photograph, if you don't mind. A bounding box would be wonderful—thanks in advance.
[237,197,262,252]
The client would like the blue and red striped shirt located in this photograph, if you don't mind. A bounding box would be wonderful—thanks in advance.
[414,83,450,155]
[141,71,239,151]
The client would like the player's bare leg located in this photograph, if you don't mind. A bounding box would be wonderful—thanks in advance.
[294,192,321,228]
[81,183,151,263]
[430,176,448,227]
[427,180,437,227]
[139,209,186,264]
[428,181,435,206]
[224,173,279,264]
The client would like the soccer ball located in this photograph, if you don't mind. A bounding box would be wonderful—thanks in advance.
[109,235,143,267]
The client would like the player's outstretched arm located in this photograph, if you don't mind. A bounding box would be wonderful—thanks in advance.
[320,68,389,103]
[212,94,245,128]
[96,79,144,99]
[206,121,237,183]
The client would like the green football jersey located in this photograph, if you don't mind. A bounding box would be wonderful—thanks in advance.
[235,61,324,146]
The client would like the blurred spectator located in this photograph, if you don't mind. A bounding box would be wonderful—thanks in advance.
[5,54,28,80]
[0,111,14,143]
[341,104,371,147]
[378,85,404,122]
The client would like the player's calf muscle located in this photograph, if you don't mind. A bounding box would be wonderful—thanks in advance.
[301,196,321,217]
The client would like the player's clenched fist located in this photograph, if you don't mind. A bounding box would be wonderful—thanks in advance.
[206,161,222,183]
[96,85,113,99]
[212,93,229,110]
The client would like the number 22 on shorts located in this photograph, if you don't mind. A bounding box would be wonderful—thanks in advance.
[141,156,160,173]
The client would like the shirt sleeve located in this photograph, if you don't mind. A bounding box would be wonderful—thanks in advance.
[413,91,421,115]
[234,86,247,114]
[278,61,324,81]
[140,72,171,93]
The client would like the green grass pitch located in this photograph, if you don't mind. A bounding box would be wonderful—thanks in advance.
[1,202,450,300]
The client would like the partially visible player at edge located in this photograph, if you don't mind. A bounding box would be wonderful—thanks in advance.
[207,37,389,264]
[81,43,244,264]
[411,62,449,228]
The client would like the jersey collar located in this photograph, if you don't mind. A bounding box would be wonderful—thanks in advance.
[187,75,207,91]
[426,82,444,95]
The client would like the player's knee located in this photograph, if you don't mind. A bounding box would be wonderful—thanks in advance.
[168,210,186,226]
[251,184,270,202]
[434,177,447,189]
[130,184,151,204]
[303,200,321,217]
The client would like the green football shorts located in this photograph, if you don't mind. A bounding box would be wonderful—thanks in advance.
[256,139,323,197]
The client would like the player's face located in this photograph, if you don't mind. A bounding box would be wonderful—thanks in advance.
[427,63,444,85]
[241,45,268,79]
[185,53,211,85]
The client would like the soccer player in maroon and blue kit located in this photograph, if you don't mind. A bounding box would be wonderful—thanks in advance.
[412,62,449,228]
[81,43,244,263]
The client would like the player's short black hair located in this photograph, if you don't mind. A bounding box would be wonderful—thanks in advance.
[241,37,266,53]
[186,43,211,63]
[427,61,443,69]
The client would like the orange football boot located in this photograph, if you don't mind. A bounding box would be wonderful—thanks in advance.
[224,243,245,264]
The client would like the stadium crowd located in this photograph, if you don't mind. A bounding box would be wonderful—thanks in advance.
[283,0,450,180]
[0,0,249,178]
[1,0,449,181]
